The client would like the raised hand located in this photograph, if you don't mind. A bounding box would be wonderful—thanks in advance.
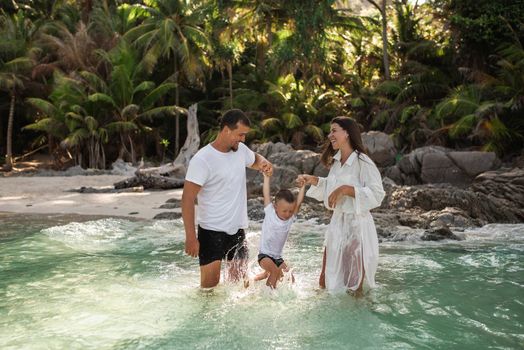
[296,175,307,187]
[260,159,273,176]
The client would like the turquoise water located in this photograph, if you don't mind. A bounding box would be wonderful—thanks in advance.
[0,213,523,349]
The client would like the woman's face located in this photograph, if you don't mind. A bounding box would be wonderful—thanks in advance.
[328,123,349,150]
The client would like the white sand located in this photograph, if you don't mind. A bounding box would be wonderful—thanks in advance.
[0,175,183,219]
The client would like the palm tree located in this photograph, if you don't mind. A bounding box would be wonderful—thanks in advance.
[25,71,95,167]
[435,42,524,153]
[85,41,182,163]
[125,0,209,156]
[364,0,391,79]
[0,12,36,170]
[261,74,326,147]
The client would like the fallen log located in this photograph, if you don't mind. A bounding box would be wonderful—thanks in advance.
[114,175,184,190]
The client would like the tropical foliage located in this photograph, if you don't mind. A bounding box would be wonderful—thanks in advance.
[1,0,523,169]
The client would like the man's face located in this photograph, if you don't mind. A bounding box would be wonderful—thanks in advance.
[226,122,250,151]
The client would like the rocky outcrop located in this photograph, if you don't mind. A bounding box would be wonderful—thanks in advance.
[384,146,501,185]
[471,168,524,205]
[247,142,329,194]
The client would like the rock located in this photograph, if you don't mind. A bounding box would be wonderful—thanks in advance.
[398,146,450,178]
[247,198,265,221]
[159,203,178,209]
[448,151,500,177]
[392,147,501,185]
[471,168,524,207]
[361,131,397,167]
[247,142,328,193]
[153,212,182,220]
[382,166,403,185]
[421,153,470,184]
[251,142,293,158]
[385,184,524,223]
[111,159,137,176]
[166,198,180,204]
[421,226,461,241]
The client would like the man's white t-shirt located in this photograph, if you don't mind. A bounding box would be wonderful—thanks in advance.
[185,142,255,235]
[259,203,295,259]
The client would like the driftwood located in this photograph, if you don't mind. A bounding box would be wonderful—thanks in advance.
[114,176,184,190]
[68,186,144,193]
[114,103,200,190]
[135,103,199,178]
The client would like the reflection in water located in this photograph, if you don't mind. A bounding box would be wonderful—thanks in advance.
[0,214,523,349]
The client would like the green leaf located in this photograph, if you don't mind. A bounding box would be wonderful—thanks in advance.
[141,83,177,109]
[450,114,477,138]
[133,81,156,95]
[261,117,282,130]
[88,93,118,108]
[304,124,324,142]
[282,113,303,129]
[26,98,57,116]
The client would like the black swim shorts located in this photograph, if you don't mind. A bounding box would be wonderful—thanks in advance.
[197,226,248,266]
[257,253,285,268]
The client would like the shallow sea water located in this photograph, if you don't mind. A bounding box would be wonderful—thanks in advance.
[1,213,523,349]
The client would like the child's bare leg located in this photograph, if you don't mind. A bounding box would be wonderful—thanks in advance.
[254,270,269,281]
[259,257,281,289]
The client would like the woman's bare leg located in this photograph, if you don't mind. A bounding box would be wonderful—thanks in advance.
[319,248,326,289]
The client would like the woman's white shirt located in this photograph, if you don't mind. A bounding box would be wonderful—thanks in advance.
[306,151,385,215]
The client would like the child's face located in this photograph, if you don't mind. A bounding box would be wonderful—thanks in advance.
[274,199,296,221]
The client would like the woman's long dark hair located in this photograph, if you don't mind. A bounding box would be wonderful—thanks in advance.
[320,117,368,167]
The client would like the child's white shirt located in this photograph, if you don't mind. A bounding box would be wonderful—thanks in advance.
[259,203,295,259]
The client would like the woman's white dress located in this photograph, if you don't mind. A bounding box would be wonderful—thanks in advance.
[307,151,385,293]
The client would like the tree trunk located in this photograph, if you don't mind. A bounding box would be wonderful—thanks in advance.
[380,0,391,80]
[135,103,199,179]
[0,109,3,157]
[128,134,136,164]
[366,0,390,80]
[4,91,15,171]
[266,15,273,48]
[227,60,233,108]
[174,58,180,157]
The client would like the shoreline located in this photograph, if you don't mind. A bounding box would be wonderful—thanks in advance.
[0,175,183,220]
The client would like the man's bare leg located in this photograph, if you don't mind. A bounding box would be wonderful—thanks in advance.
[200,260,222,288]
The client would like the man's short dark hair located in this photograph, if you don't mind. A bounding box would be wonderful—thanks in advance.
[219,109,251,130]
[275,189,296,203]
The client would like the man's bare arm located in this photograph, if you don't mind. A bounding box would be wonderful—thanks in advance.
[181,180,202,257]
[250,153,273,175]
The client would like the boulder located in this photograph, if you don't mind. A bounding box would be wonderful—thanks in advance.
[421,226,461,241]
[361,131,397,167]
[420,152,469,184]
[448,151,500,177]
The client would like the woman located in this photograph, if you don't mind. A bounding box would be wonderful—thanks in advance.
[297,117,385,294]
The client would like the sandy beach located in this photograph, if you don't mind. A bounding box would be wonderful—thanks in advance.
[0,175,183,219]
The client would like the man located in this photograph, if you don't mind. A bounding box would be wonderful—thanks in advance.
[182,109,273,288]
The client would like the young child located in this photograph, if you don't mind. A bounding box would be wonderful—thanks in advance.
[255,173,305,289]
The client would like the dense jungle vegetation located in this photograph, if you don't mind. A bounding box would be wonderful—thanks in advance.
[1,0,523,170]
